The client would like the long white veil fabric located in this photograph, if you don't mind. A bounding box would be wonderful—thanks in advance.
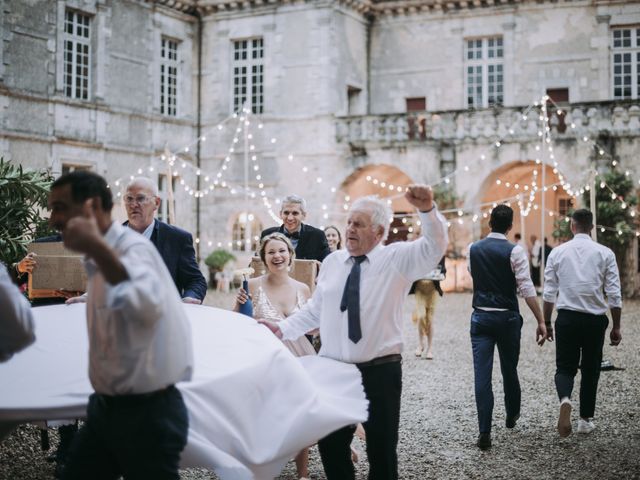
[0,304,368,480]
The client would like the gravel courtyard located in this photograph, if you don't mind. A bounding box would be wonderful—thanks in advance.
[1,292,638,479]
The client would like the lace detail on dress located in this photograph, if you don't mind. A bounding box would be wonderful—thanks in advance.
[252,278,315,357]
[253,280,304,323]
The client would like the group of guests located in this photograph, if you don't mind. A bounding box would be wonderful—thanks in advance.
[468,205,622,450]
[0,169,624,480]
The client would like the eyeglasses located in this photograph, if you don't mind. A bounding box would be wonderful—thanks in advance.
[124,195,155,205]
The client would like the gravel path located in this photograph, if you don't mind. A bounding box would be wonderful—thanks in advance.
[2,292,639,479]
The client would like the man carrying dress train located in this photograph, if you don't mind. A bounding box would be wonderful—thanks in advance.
[261,185,448,480]
[47,171,193,479]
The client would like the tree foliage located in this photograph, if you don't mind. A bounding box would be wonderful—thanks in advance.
[0,158,54,266]
[552,169,638,259]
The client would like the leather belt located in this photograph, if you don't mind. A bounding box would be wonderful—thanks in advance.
[356,354,402,369]
[96,385,175,407]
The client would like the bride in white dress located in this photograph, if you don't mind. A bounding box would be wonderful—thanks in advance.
[235,232,315,479]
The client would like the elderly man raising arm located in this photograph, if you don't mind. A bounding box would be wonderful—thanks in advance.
[48,171,193,480]
[543,208,622,438]
[261,185,448,480]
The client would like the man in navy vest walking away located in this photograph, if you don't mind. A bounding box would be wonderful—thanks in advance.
[468,205,549,450]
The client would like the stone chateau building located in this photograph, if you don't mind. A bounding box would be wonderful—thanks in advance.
[1,0,639,291]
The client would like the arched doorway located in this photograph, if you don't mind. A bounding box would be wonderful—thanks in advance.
[477,161,575,249]
[339,164,415,243]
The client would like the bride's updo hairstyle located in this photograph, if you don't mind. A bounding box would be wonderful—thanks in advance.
[259,232,296,267]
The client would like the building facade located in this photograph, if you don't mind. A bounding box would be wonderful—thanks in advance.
[2,0,639,291]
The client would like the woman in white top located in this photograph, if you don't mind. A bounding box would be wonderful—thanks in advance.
[235,232,313,479]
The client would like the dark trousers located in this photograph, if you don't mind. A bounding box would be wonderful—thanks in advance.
[62,386,188,480]
[554,309,608,419]
[318,360,402,480]
[470,309,522,434]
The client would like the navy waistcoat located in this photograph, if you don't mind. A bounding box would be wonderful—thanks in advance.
[470,237,519,312]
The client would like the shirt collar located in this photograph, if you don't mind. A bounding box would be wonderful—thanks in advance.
[342,242,383,264]
[573,233,592,241]
[282,223,303,235]
[487,232,508,240]
[125,219,155,240]
[140,220,155,240]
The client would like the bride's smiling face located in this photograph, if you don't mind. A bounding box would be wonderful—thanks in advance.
[264,239,291,273]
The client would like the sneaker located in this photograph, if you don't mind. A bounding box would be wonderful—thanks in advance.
[477,432,491,450]
[506,413,520,429]
[557,398,572,438]
[577,419,595,434]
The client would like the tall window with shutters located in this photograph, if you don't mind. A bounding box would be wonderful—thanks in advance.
[465,36,503,109]
[63,10,91,100]
[612,27,640,99]
[232,38,264,114]
[160,37,179,116]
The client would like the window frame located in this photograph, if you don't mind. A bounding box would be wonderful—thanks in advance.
[63,9,92,100]
[611,26,640,100]
[231,211,263,252]
[231,38,264,114]
[464,36,504,109]
[160,36,179,116]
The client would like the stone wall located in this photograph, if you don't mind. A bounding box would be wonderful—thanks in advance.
[2,0,639,293]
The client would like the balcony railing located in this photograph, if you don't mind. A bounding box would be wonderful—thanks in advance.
[335,101,640,145]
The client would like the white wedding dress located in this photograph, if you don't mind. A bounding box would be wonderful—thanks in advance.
[0,304,368,480]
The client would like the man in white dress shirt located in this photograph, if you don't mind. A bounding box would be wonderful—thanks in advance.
[468,205,548,450]
[0,263,35,362]
[543,208,622,438]
[47,171,193,480]
[261,185,448,480]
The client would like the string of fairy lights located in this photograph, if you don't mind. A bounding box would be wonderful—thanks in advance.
[106,94,639,248]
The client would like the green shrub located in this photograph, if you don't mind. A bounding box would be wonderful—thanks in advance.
[204,249,236,270]
[0,158,54,266]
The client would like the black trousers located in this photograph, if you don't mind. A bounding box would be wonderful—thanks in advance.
[62,386,188,480]
[555,309,608,419]
[318,360,402,480]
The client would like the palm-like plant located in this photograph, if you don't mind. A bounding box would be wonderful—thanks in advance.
[0,158,54,266]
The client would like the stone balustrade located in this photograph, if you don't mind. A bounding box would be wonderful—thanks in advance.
[335,101,640,145]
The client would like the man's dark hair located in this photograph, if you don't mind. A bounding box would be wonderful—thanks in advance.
[571,209,593,231]
[489,204,513,234]
[51,171,114,212]
[514,233,522,240]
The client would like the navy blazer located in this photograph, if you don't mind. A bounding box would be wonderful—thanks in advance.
[261,223,330,262]
[125,219,207,301]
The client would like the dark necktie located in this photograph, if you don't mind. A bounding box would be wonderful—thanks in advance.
[340,255,367,344]
[284,231,300,240]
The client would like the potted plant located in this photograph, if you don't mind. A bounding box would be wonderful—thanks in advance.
[204,248,236,289]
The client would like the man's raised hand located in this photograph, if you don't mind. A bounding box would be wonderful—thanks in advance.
[62,199,102,255]
[405,184,434,212]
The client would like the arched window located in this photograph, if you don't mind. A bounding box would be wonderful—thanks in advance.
[232,212,263,252]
